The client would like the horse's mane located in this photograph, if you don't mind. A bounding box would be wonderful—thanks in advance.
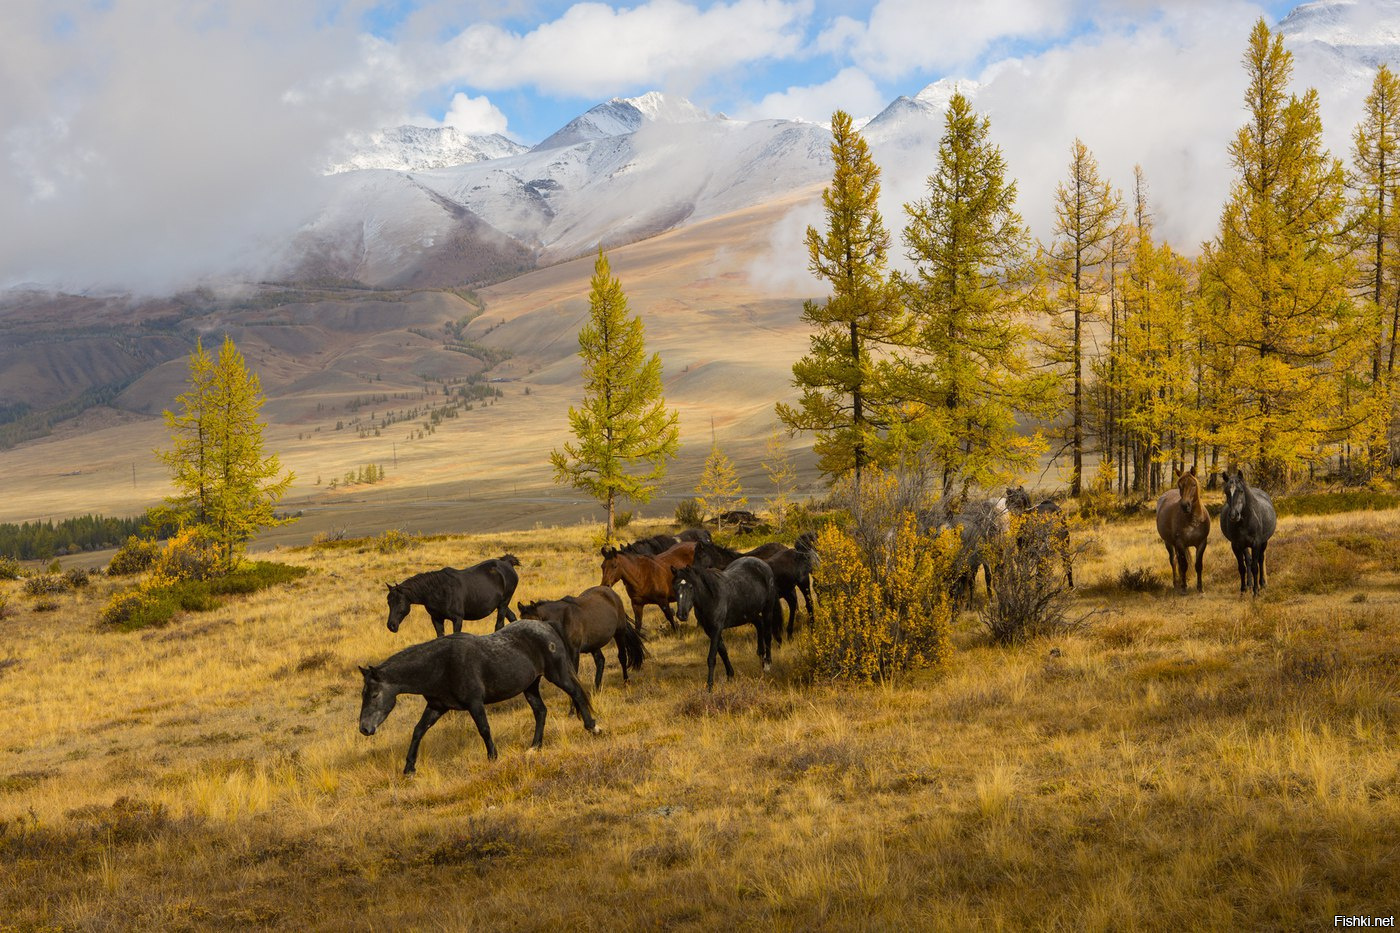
[395,567,458,598]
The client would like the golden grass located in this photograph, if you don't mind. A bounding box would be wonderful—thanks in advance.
[2,513,1399,930]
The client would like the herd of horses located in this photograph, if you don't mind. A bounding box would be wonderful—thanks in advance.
[359,468,1280,774]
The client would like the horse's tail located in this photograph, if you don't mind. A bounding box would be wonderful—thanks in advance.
[498,553,521,568]
[617,618,647,671]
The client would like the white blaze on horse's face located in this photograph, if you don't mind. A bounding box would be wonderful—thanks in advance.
[675,576,692,620]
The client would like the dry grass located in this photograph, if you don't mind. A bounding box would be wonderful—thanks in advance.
[2,512,1399,930]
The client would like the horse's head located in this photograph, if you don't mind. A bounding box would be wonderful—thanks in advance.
[385,583,411,633]
[358,665,398,736]
[1221,469,1247,523]
[600,547,621,586]
[672,565,696,622]
[1175,467,1201,516]
[1005,485,1032,515]
[517,599,541,620]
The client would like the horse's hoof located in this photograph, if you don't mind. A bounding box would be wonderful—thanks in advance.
[762,661,772,672]
[590,724,604,735]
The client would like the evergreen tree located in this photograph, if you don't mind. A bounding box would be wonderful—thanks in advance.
[697,442,746,527]
[894,91,1053,499]
[1200,19,1360,485]
[777,110,905,496]
[550,249,680,541]
[156,336,294,570]
[1043,139,1122,496]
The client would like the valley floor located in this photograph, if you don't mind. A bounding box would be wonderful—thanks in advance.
[2,512,1398,930]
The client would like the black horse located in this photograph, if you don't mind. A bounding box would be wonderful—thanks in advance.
[1005,486,1074,588]
[695,539,815,640]
[358,621,601,773]
[1219,469,1277,595]
[672,558,779,690]
[386,555,521,636]
[623,527,712,557]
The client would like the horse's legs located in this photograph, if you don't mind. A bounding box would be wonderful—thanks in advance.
[659,601,678,633]
[430,614,446,638]
[403,704,445,775]
[1194,542,1207,593]
[614,633,629,683]
[452,617,464,635]
[523,679,547,750]
[1167,544,1185,591]
[799,578,814,630]
[591,649,606,691]
[465,699,497,761]
[495,601,517,632]
[1232,543,1248,594]
[541,661,599,734]
[1256,541,1269,589]
[631,599,647,634]
[717,633,735,680]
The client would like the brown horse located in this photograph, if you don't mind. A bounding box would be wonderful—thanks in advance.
[517,586,645,690]
[1156,467,1211,592]
[599,541,700,633]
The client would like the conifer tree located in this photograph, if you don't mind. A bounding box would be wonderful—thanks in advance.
[1043,139,1122,496]
[777,110,905,496]
[761,429,799,525]
[697,442,746,527]
[156,336,294,570]
[1200,19,1360,485]
[895,91,1053,499]
[551,249,680,541]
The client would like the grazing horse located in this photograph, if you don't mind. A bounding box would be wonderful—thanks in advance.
[357,621,600,773]
[386,555,520,636]
[517,586,645,690]
[1156,468,1211,593]
[695,539,815,639]
[1005,486,1074,588]
[599,541,700,633]
[672,558,779,690]
[1219,470,1277,595]
[945,497,1011,607]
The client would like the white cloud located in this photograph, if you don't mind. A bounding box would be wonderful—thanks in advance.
[436,0,814,97]
[439,92,511,135]
[734,67,886,124]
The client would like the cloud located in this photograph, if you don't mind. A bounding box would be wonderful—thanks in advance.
[818,0,1078,79]
[732,67,887,124]
[0,0,409,294]
[435,0,814,97]
[439,92,511,135]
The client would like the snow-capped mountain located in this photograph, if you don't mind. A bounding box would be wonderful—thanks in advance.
[1282,0,1400,93]
[534,91,714,151]
[326,126,528,174]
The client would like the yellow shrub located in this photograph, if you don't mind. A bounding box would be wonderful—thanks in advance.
[151,527,222,583]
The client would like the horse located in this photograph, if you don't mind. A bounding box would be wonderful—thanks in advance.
[386,555,521,636]
[1006,486,1074,588]
[357,621,600,773]
[599,541,700,633]
[1219,469,1277,595]
[945,497,1011,607]
[1156,467,1211,593]
[517,586,646,690]
[671,558,779,690]
[693,538,815,640]
[623,527,712,557]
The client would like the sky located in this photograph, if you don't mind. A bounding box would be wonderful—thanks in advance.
[0,0,1374,293]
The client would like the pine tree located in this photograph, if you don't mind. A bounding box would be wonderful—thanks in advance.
[697,443,746,527]
[1200,19,1360,485]
[1043,139,1123,496]
[550,249,680,541]
[156,336,294,570]
[895,91,1054,499]
[777,110,905,497]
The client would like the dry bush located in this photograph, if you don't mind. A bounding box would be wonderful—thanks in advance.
[108,536,161,576]
[22,573,69,599]
[0,556,21,580]
[375,529,416,554]
[979,512,1082,646]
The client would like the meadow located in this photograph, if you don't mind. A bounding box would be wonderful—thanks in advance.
[2,508,1398,931]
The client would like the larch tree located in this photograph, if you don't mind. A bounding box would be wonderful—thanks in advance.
[1348,63,1400,474]
[156,336,294,570]
[696,442,746,527]
[1200,18,1360,486]
[551,249,680,542]
[894,91,1053,500]
[777,110,905,498]
[1043,139,1122,497]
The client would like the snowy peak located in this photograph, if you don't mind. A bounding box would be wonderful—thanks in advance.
[534,92,712,151]
[915,77,981,110]
[1280,0,1400,47]
[327,126,528,175]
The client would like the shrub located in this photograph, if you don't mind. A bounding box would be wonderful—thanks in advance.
[375,529,415,554]
[22,574,69,599]
[149,527,223,583]
[0,557,19,580]
[613,510,634,530]
[100,585,178,630]
[808,510,956,682]
[979,512,1082,645]
[64,568,92,589]
[108,536,161,576]
[674,498,705,528]
[1117,566,1162,593]
[1077,459,1119,520]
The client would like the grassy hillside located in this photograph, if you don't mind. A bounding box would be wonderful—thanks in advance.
[2,512,1398,930]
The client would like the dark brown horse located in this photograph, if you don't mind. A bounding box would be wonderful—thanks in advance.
[517,586,645,690]
[599,541,700,633]
[1156,467,1210,592]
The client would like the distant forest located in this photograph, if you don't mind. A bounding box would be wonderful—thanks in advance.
[0,514,157,560]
